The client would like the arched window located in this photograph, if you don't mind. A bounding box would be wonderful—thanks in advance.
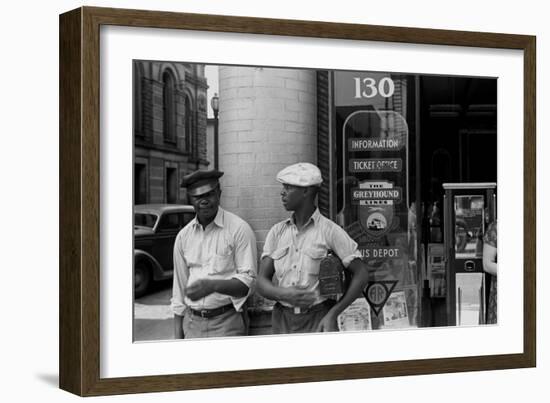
[133,62,143,136]
[162,70,176,143]
[185,95,193,154]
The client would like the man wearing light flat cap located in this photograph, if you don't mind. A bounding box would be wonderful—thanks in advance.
[171,169,257,338]
[257,162,370,333]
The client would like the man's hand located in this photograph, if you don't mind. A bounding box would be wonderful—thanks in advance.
[316,312,338,332]
[185,279,215,301]
[280,286,317,308]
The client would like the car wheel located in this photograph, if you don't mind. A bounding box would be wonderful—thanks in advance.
[134,261,151,298]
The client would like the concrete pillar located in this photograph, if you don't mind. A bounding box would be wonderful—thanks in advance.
[217,66,317,246]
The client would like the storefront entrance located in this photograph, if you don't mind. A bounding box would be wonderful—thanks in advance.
[329,72,497,328]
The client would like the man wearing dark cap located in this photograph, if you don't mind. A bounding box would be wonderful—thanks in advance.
[170,170,257,339]
[257,163,370,334]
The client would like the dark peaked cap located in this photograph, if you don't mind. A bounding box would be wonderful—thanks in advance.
[180,169,224,196]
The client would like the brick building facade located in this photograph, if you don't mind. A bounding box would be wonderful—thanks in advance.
[133,61,209,204]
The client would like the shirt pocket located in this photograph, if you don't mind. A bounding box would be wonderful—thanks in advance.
[184,247,200,269]
[209,243,235,276]
[270,245,290,281]
[302,246,327,277]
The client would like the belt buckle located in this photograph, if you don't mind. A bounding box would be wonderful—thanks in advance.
[199,309,209,318]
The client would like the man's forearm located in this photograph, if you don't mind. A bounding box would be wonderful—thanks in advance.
[328,261,370,317]
[257,276,286,302]
[483,259,497,275]
[482,245,498,275]
[210,278,250,298]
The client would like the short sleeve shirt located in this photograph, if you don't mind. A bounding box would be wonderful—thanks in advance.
[261,208,361,307]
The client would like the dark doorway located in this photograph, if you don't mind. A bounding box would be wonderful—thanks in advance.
[166,167,177,203]
[134,163,147,204]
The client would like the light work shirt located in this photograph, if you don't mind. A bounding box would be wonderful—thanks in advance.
[170,207,257,315]
[261,208,362,308]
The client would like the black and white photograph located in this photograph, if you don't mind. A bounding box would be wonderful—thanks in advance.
[132,61,498,341]
[4,0,546,401]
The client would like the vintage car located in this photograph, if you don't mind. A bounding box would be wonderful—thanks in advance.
[134,204,195,297]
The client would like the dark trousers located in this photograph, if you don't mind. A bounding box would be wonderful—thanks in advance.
[272,300,335,334]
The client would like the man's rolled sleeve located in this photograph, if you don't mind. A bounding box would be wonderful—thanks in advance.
[230,223,258,311]
[328,223,362,268]
[170,233,188,316]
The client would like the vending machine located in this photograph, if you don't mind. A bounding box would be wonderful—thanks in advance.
[442,183,496,326]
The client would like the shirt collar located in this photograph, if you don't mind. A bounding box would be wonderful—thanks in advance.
[191,207,225,229]
[286,207,321,227]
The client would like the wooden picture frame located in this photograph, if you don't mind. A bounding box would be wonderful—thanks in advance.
[59,6,536,396]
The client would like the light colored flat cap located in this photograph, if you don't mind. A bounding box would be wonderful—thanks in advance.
[276,162,323,187]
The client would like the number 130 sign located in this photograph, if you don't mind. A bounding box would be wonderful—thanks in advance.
[354,76,395,98]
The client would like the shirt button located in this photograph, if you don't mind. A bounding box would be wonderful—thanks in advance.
[295,249,299,253]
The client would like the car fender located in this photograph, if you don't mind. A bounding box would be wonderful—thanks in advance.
[134,249,165,281]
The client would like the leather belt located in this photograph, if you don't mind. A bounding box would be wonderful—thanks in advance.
[275,299,336,315]
[189,303,235,319]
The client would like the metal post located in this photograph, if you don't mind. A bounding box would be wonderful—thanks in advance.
[213,109,219,170]
[210,93,219,170]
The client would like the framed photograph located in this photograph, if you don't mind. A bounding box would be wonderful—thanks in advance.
[59,6,536,396]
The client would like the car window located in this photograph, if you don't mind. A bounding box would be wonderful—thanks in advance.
[181,212,195,226]
[134,213,158,228]
[157,213,180,231]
